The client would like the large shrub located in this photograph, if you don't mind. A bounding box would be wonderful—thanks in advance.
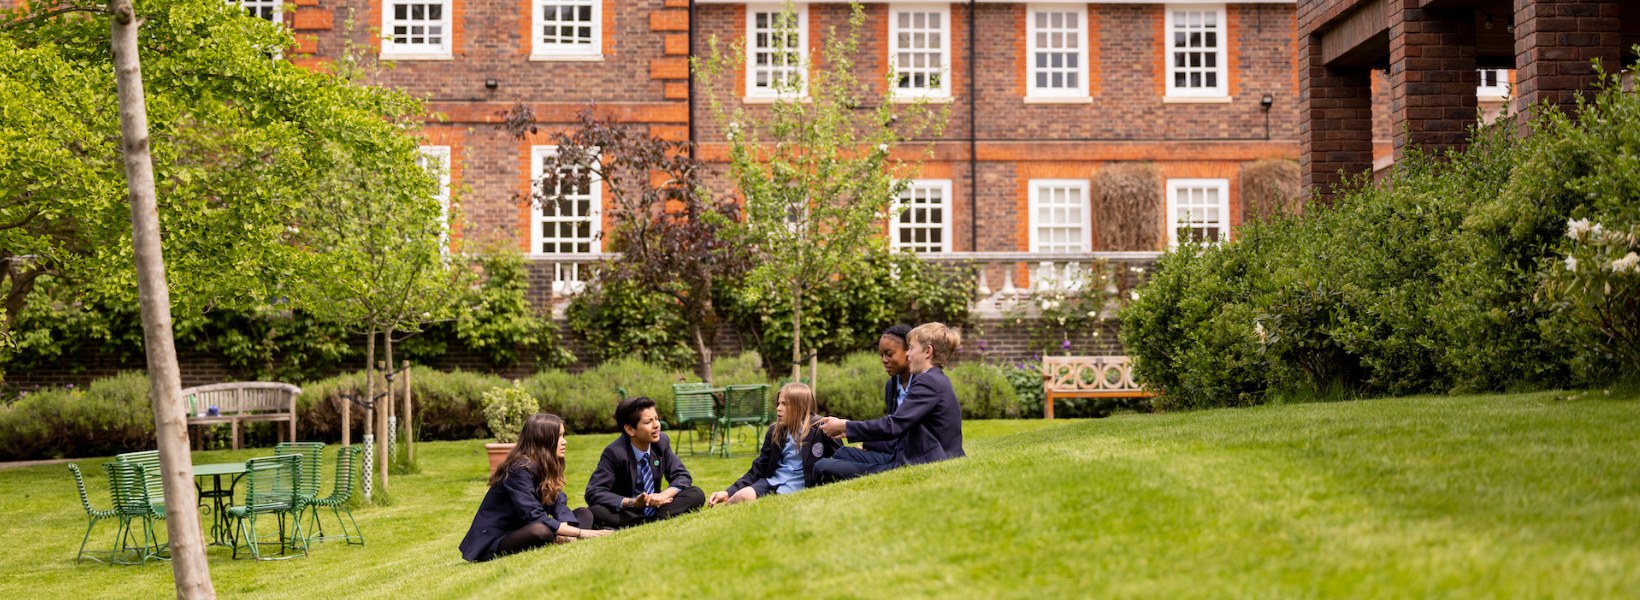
[1120,63,1640,409]
[0,372,153,460]
[564,277,696,372]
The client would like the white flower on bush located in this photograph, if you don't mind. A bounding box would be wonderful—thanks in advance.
[1612,252,1640,274]
[1567,217,1592,240]
[1565,256,1578,271]
[877,143,889,153]
[1254,322,1268,344]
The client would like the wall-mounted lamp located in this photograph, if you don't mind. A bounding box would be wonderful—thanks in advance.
[484,78,499,90]
[1260,94,1274,140]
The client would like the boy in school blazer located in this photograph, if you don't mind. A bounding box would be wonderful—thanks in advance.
[585,396,706,528]
[815,323,966,482]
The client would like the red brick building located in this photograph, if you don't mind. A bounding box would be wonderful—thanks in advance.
[256,0,1305,297]
[1299,0,1640,198]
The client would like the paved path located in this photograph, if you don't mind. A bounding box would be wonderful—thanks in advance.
[0,457,77,471]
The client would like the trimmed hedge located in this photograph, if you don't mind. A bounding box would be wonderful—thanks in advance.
[0,351,1045,460]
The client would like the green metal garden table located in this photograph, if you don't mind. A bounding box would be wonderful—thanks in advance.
[193,461,246,546]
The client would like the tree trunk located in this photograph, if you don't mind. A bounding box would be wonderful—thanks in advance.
[379,327,392,495]
[363,327,375,498]
[789,287,802,382]
[403,360,414,464]
[692,324,713,385]
[109,2,216,596]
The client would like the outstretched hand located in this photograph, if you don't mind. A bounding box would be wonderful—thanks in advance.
[817,416,848,439]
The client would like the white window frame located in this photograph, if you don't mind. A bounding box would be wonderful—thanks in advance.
[745,4,809,99]
[1027,179,1092,253]
[530,146,603,295]
[235,0,282,23]
[889,5,951,100]
[1165,4,1228,99]
[890,179,953,254]
[1477,68,1510,100]
[418,145,452,251]
[1025,4,1090,100]
[531,0,602,60]
[381,0,453,60]
[1165,178,1231,247]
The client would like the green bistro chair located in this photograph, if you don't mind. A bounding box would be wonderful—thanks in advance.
[102,461,168,565]
[722,384,772,457]
[275,441,325,542]
[67,464,120,564]
[672,382,719,456]
[112,450,166,513]
[307,445,364,546]
[230,454,306,560]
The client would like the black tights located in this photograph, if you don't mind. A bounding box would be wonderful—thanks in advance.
[493,507,595,557]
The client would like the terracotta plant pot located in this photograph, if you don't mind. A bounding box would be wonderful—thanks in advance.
[485,442,515,475]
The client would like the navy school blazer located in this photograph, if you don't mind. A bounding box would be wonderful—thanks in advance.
[845,366,965,466]
[724,421,841,496]
[584,432,693,510]
[458,463,579,562]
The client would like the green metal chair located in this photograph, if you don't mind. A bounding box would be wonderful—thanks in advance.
[68,464,120,564]
[672,382,719,455]
[112,449,166,513]
[102,461,168,565]
[722,384,771,457]
[229,454,306,560]
[275,441,325,542]
[306,445,364,546]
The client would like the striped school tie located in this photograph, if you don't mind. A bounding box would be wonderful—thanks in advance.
[637,455,656,517]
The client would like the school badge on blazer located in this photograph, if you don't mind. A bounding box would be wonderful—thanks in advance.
[811,443,825,457]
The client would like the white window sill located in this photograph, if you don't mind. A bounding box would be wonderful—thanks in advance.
[1477,93,1508,102]
[891,95,954,104]
[742,95,811,104]
[530,53,604,62]
[1163,95,1233,104]
[380,52,454,61]
[1024,95,1093,104]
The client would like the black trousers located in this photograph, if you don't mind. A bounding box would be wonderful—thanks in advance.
[491,506,596,560]
[587,485,706,529]
[813,447,898,484]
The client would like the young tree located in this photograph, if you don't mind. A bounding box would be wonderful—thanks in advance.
[695,2,947,379]
[288,24,468,497]
[527,107,746,382]
[107,0,213,594]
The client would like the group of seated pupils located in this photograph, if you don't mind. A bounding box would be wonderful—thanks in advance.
[459,322,966,562]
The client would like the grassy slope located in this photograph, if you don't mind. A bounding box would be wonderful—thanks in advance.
[2,391,1637,598]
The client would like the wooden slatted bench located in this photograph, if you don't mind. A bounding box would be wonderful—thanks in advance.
[183,382,302,450]
[1041,356,1156,419]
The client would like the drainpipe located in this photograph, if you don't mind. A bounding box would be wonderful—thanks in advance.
[967,0,977,252]
[688,0,697,161]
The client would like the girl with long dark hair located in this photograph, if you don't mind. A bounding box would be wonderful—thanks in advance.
[459,413,609,562]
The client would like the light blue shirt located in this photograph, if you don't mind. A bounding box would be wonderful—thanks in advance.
[766,435,806,494]
[895,373,916,410]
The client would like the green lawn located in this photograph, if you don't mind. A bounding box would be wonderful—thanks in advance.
[2,391,1637,597]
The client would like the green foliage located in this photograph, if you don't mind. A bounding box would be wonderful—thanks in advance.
[1527,67,1640,378]
[564,277,695,371]
[724,252,974,374]
[945,362,1020,420]
[415,252,572,368]
[0,0,435,318]
[1120,62,1640,409]
[481,381,539,444]
[0,372,153,460]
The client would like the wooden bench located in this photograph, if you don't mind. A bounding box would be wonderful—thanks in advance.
[1041,356,1156,419]
[183,382,302,450]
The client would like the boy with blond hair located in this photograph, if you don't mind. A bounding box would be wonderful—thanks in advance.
[815,322,966,483]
